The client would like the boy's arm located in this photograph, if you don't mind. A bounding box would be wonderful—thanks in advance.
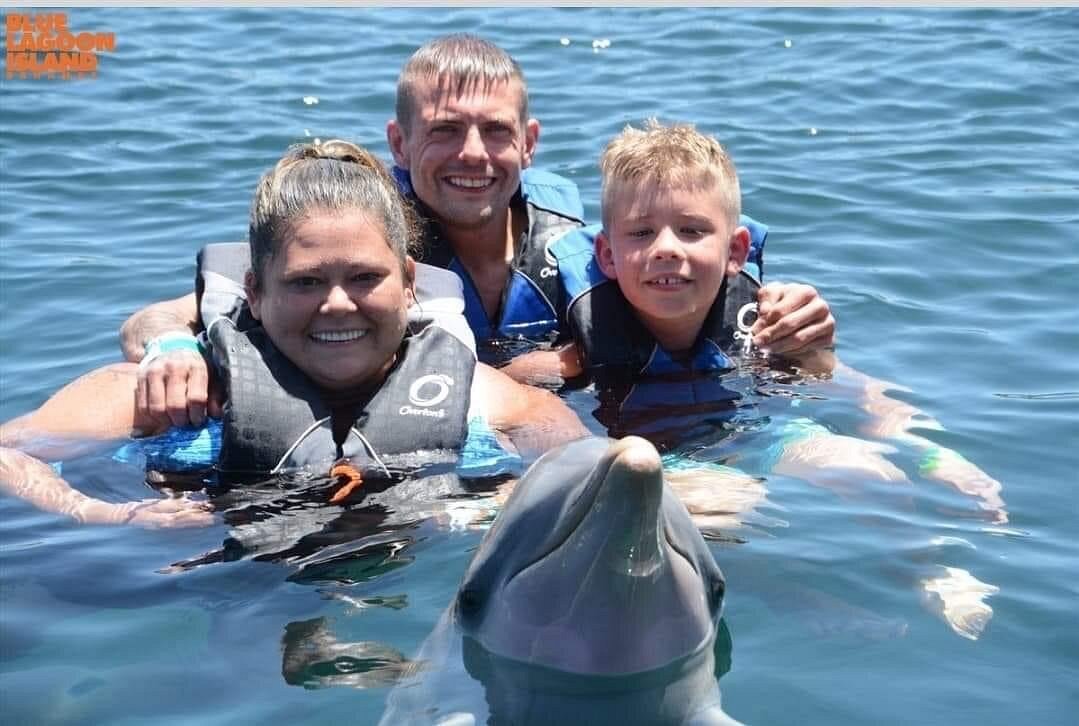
[119,292,219,429]
[834,361,1007,524]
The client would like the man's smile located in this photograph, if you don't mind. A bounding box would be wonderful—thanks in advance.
[445,175,495,190]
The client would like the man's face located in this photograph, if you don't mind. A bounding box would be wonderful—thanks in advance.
[596,180,749,347]
[388,77,539,236]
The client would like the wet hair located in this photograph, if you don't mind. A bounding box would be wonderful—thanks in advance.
[599,118,741,231]
[248,139,416,289]
[395,33,529,134]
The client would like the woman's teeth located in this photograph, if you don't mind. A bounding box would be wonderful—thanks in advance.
[311,330,367,343]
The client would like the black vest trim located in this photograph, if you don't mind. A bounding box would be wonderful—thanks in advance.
[411,195,583,342]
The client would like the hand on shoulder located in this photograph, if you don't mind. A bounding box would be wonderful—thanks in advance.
[136,346,223,429]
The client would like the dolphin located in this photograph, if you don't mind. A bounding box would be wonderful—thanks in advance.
[381,435,743,725]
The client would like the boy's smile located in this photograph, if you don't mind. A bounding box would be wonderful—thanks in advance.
[596,181,749,353]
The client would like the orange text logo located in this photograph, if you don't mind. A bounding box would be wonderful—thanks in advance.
[5,12,116,79]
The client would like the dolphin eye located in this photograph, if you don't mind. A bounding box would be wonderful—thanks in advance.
[458,588,483,616]
[710,577,726,610]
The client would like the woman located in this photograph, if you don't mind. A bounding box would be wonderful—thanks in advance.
[0,139,589,528]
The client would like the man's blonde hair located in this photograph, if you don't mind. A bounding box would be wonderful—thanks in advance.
[396,34,528,134]
[600,119,741,230]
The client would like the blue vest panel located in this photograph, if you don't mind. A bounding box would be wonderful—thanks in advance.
[395,166,584,346]
[552,222,765,376]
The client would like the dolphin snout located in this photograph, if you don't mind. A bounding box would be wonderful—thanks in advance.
[607,435,663,476]
[589,437,666,577]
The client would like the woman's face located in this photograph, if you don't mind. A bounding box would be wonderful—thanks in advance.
[247,207,414,391]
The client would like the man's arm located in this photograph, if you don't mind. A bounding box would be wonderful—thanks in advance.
[120,292,200,361]
[752,283,836,359]
[119,293,219,428]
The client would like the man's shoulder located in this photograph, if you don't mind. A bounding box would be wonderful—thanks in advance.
[547,224,606,299]
[520,168,585,221]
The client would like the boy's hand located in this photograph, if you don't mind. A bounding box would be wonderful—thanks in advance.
[752,282,836,354]
[136,350,223,429]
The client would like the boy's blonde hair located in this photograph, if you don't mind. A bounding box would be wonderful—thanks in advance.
[600,119,741,231]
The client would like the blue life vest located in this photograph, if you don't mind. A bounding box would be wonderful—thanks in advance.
[593,374,754,451]
[550,219,767,375]
[393,167,585,345]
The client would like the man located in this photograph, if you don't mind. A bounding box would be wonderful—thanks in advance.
[386,34,583,344]
[120,33,836,429]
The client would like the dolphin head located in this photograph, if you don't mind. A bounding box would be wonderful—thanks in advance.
[453,436,725,676]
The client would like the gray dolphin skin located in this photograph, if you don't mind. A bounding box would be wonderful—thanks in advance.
[381,436,743,725]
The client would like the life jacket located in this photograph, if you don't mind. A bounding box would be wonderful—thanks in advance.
[208,311,474,476]
[392,166,585,344]
[194,242,476,476]
[549,219,767,375]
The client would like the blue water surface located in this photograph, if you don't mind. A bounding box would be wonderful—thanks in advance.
[2,8,1077,725]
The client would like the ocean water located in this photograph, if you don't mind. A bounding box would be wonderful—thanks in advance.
[2,7,1077,725]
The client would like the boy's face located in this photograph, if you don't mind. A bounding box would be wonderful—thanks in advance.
[596,180,750,348]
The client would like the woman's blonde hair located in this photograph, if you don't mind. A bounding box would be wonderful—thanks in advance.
[248,139,417,288]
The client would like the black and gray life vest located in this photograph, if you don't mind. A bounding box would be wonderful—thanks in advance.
[194,242,476,476]
[208,312,474,476]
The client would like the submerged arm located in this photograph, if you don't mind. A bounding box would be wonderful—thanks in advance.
[0,447,210,527]
[834,360,1007,523]
[0,363,212,528]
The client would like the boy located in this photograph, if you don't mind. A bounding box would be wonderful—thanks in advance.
[526,121,1004,640]
[503,120,828,383]
[509,120,1004,528]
